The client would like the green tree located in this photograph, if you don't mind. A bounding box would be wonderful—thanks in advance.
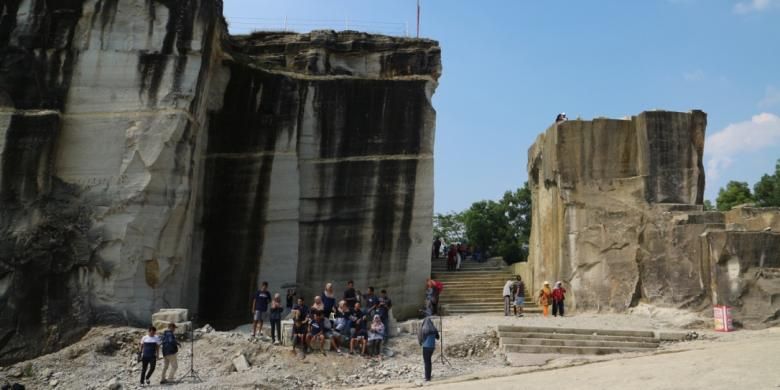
[460,183,532,264]
[433,212,465,245]
[716,181,754,211]
[753,159,780,207]
[703,200,715,211]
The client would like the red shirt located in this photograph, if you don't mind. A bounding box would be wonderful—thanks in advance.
[552,287,566,301]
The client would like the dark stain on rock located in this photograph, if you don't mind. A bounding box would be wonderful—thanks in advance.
[0,113,59,202]
[0,0,84,110]
[198,64,298,328]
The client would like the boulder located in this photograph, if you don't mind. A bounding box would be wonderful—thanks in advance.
[232,354,251,372]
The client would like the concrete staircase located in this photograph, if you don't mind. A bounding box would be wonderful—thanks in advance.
[430,258,539,315]
[498,325,661,355]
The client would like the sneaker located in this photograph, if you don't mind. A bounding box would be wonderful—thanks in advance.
[146,379,151,385]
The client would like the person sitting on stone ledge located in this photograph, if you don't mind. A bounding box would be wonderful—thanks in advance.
[291,312,308,358]
[350,302,368,355]
[292,297,309,321]
[307,310,327,356]
[367,314,385,360]
[312,295,325,314]
[378,290,392,340]
[333,300,352,351]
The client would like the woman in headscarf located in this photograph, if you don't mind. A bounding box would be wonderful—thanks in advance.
[312,296,325,313]
[417,316,440,382]
[368,314,385,359]
[322,283,336,318]
[538,281,552,317]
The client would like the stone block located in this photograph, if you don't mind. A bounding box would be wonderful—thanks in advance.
[151,309,189,324]
[232,354,250,372]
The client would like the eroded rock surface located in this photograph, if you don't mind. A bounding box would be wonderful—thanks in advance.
[528,110,780,327]
[0,1,439,363]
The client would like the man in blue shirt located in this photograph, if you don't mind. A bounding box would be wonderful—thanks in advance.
[418,317,440,382]
[251,281,272,337]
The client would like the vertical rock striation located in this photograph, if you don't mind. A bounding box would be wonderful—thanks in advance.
[0,2,439,363]
[195,32,439,326]
[528,110,780,328]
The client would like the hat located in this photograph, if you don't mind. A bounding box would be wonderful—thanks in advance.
[543,281,550,285]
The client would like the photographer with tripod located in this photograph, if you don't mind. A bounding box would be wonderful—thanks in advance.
[417,316,440,382]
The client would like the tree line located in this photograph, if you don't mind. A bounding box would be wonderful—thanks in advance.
[714,158,780,211]
[433,183,532,264]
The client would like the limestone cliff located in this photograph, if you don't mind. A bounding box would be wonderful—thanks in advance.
[0,0,439,363]
[528,111,780,328]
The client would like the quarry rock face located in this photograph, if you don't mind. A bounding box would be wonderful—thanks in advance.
[528,111,780,327]
[0,0,439,363]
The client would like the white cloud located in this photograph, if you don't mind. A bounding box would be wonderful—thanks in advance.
[759,86,780,108]
[734,0,779,13]
[683,69,705,82]
[705,113,780,180]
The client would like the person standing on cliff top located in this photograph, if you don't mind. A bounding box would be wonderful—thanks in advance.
[552,281,567,317]
[251,281,272,338]
[555,113,568,123]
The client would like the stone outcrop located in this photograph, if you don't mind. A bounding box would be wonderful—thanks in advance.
[528,110,780,328]
[0,0,439,364]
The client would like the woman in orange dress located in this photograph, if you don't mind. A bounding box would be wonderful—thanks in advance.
[538,281,552,317]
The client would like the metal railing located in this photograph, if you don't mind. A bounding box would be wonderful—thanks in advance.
[226,16,410,37]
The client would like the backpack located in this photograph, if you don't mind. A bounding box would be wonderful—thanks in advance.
[161,330,178,355]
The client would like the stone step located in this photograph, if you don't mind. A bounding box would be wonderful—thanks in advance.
[497,326,655,338]
[502,344,652,355]
[500,337,659,349]
[443,305,542,313]
[498,331,656,343]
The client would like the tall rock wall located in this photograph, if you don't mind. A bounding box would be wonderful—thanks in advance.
[0,1,439,363]
[528,110,780,328]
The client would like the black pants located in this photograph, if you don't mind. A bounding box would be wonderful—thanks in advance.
[553,300,564,316]
[422,347,435,381]
[141,357,156,383]
[270,319,282,342]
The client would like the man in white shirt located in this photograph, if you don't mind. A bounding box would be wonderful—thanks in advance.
[139,326,161,386]
[503,279,515,316]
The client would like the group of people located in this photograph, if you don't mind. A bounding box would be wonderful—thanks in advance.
[251,280,393,359]
[505,277,567,317]
[137,323,180,386]
[432,238,484,271]
[537,280,567,317]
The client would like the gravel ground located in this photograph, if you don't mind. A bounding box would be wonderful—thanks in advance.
[0,305,716,389]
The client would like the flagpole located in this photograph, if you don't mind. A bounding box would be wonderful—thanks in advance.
[416,0,421,38]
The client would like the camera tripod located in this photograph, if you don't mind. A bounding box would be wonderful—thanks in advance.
[178,315,202,383]
[438,315,451,366]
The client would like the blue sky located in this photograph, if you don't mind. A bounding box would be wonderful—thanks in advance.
[224,0,780,213]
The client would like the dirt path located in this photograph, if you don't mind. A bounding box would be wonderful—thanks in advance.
[360,327,780,390]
